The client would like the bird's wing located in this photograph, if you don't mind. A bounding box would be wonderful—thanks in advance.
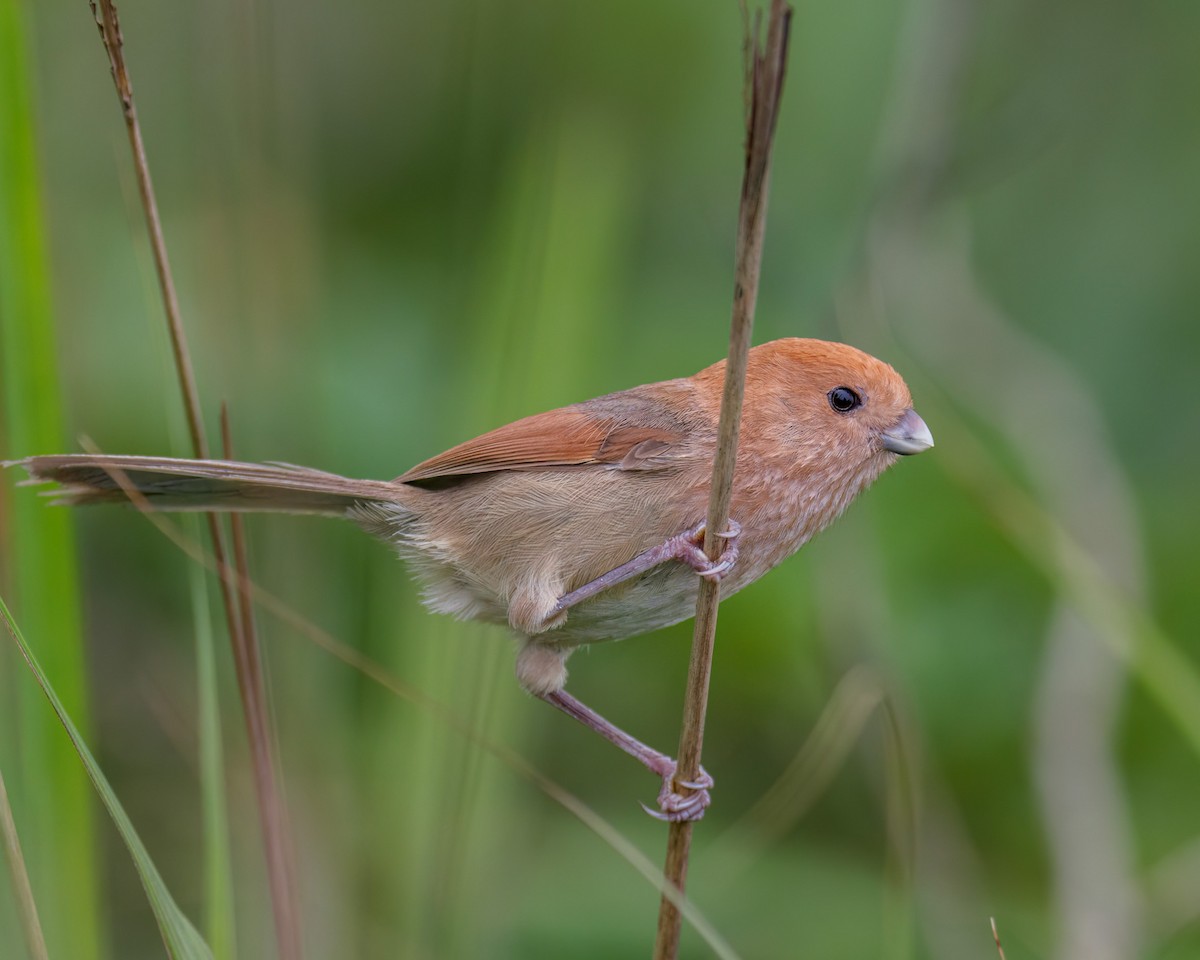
[398,397,694,484]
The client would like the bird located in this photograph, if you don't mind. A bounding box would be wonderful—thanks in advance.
[8,337,932,820]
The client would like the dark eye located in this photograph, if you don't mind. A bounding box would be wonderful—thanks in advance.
[827,387,861,413]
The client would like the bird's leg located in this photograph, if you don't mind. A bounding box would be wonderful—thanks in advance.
[523,519,736,818]
[540,689,713,822]
[550,518,741,617]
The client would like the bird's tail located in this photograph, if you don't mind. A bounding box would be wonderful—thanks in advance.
[7,454,407,516]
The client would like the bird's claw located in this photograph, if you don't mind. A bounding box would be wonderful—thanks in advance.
[696,557,734,580]
[712,519,742,539]
[640,764,715,822]
[678,519,741,582]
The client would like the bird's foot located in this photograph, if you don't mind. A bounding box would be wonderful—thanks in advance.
[673,519,741,581]
[640,763,715,822]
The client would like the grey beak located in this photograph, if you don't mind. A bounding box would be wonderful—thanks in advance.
[882,409,934,455]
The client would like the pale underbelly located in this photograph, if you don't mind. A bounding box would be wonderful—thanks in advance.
[545,561,708,645]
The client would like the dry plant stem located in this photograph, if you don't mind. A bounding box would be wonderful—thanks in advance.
[91,4,303,957]
[92,0,204,459]
[0,767,50,960]
[653,3,792,957]
[990,917,1007,960]
[221,410,304,960]
[221,409,261,703]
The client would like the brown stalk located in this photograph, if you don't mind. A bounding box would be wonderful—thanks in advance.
[990,917,1008,960]
[221,408,304,957]
[653,3,792,958]
[0,766,49,960]
[90,3,303,956]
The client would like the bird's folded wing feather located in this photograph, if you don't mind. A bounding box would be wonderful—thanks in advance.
[398,397,696,484]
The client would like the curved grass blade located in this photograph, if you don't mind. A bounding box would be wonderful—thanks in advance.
[0,0,103,955]
[186,542,237,960]
[0,595,213,960]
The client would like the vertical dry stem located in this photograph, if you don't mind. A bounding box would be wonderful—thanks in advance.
[0,767,49,960]
[91,3,303,956]
[221,407,304,958]
[652,3,792,957]
[990,917,1008,960]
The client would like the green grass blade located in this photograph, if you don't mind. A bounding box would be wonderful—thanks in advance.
[0,1,103,955]
[382,111,638,956]
[1,595,214,960]
[186,532,238,960]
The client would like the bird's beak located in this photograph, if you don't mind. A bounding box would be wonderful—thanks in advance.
[882,408,934,456]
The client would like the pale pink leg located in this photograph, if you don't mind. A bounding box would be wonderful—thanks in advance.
[534,519,735,819]
[550,519,740,617]
[541,689,714,822]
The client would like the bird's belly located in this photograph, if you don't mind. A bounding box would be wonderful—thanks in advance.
[366,479,807,648]
[548,507,813,645]
[550,562,704,645]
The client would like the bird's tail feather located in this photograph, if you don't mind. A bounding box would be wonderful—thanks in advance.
[7,455,406,516]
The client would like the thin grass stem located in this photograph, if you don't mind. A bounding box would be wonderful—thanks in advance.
[653,5,792,957]
[89,3,303,954]
[0,765,49,960]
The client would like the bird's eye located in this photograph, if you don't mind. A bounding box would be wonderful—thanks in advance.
[828,387,861,413]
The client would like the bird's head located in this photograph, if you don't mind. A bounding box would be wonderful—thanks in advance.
[746,337,934,469]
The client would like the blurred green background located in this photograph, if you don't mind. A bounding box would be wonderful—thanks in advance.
[2,0,1198,957]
